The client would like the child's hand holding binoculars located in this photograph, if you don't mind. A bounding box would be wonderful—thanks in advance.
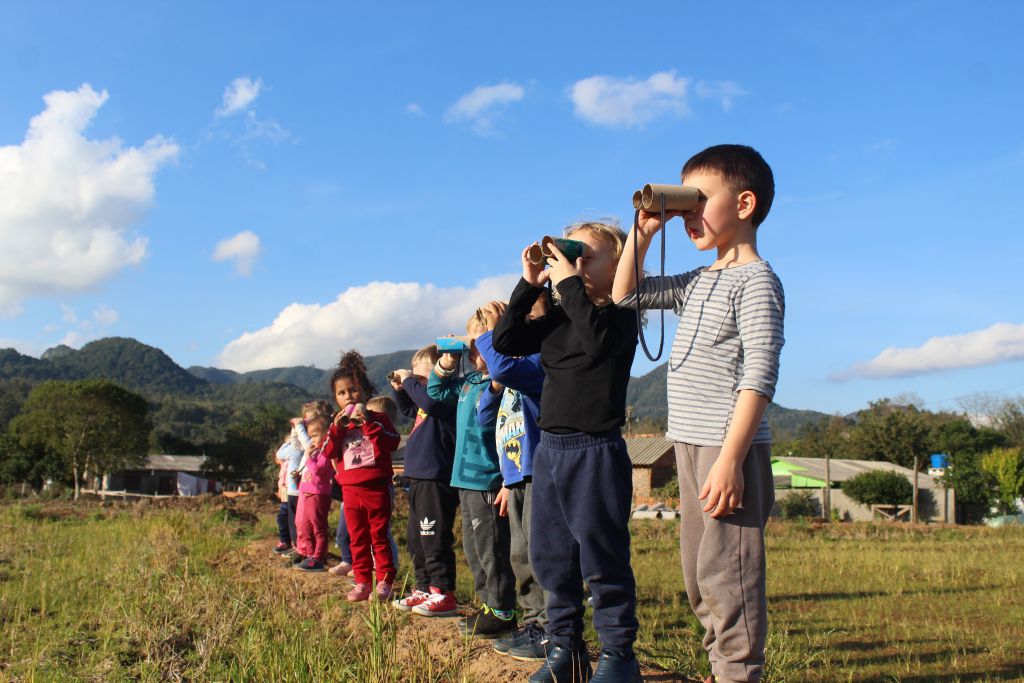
[544,241,583,287]
[478,301,506,331]
[521,243,552,288]
[635,208,685,241]
[388,369,411,390]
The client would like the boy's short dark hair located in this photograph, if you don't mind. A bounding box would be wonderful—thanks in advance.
[682,144,774,227]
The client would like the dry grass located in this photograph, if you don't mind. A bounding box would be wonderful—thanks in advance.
[1,497,1022,682]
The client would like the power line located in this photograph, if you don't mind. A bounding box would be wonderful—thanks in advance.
[921,381,1024,407]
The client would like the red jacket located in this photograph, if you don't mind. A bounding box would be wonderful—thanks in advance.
[321,411,400,486]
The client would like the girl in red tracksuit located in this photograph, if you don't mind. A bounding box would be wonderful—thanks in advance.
[321,351,402,602]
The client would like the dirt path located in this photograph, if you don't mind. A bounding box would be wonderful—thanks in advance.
[242,538,690,682]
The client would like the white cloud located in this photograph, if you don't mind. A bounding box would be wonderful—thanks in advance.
[830,322,1024,381]
[212,230,261,276]
[216,77,263,117]
[93,304,118,326]
[217,274,520,372]
[695,80,747,112]
[569,70,690,128]
[0,84,178,316]
[61,304,78,324]
[445,83,524,134]
[406,102,424,116]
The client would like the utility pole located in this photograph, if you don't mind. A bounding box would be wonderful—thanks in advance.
[912,455,919,524]
[824,450,832,522]
[625,405,634,436]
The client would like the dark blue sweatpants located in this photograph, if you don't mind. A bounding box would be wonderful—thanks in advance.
[529,430,638,657]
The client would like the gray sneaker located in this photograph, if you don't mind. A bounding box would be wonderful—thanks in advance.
[493,626,531,655]
[508,624,549,661]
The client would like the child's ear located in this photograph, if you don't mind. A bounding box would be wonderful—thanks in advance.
[736,190,757,222]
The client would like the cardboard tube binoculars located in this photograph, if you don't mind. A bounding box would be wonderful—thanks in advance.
[337,403,364,428]
[436,337,469,354]
[387,371,401,384]
[631,184,704,212]
[526,236,585,266]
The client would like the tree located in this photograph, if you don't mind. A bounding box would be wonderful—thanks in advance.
[850,400,931,470]
[203,404,293,484]
[940,451,999,524]
[930,418,1006,457]
[991,399,1024,447]
[842,470,913,506]
[10,380,151,499]
[980,447,1024,515]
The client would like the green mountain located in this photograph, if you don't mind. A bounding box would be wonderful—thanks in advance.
[1,338,831,445]
[625,362,832,440]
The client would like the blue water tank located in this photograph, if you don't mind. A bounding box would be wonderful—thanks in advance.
[930,453,950,469]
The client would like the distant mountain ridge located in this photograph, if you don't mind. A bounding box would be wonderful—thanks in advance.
[1,338,831,441]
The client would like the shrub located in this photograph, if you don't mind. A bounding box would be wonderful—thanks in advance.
[842,470,913,506]
[778,490,819,519]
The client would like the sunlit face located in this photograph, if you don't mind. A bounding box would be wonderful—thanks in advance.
[565,229,618,301]
[306,420,326,448]
[333,377,366,411]
[679,170,744,252]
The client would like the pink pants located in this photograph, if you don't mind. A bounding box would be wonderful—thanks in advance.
[344,480,395,584]
[295,492,332,562]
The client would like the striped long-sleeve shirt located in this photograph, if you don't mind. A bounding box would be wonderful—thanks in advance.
[619,260,785,446]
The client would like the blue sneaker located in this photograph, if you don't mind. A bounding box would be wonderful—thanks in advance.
[508,624,548,661]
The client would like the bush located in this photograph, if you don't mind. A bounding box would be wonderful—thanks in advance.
[778,490,819,519]
[843,470,913,506]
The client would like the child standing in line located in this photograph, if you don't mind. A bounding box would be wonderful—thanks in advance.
[321,351,402,602]
[428,314,517,639]
[293,415,333,572]
[493,222,641,683]
[613,145,784,683]
[389,344,460,617]
[475,299,550,662]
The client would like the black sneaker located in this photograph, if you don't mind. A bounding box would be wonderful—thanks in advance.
[590,650,640,683]
[290,553,306,565]
[528,645,591,683]
[460,607,516,639]
[493,626,531,655]
[296,557,326,572]
[508,624,549,661]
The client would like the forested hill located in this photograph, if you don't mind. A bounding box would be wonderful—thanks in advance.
[625,362,832,441]
[1,337,831,446]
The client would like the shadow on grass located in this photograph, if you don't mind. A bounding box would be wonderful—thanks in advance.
[770,583,998,602]
[893,665,1024,682]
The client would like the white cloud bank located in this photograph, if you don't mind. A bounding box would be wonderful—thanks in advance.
[0,84,178,315]
[445,83,524,134]
[212,230,261,276]
[217,274,520,372]
[831,322,1024,381]
[570,70,690,128]
[216,77,263,117]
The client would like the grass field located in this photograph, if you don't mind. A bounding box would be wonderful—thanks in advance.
[0,495,1022,682]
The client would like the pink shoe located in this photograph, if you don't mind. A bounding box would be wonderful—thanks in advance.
[329,561,352,576]
[347,583,371,602]
[411,587,458,617]
[375,581,394,602]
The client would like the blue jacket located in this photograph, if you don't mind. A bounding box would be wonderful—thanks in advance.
[475,330,543,486]
[427,366,501,491]
[393,376,457,481]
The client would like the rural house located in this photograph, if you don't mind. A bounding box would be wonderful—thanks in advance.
[624,436,675,501]
[102,455,219,497]
[772,456,956,523]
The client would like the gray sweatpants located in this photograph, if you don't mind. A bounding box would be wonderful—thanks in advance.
[507,481,547,627]
[460,488,516,611]
[675,442,774,683]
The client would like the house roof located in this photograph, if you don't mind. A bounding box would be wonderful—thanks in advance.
[772,456,943,489]
[623,437,673,467]
[142,454,207,473]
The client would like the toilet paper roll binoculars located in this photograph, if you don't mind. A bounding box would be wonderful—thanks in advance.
[436,337,469,353]
[526,237,585,265]
[336,403,365,428]
[631,184,705,212]
[387,372,401,383]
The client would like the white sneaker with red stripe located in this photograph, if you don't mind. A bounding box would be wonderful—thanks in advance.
[411,586,458,617]
[393,589,430,612]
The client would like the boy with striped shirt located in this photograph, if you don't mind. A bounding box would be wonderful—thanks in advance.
[614,145,785,683]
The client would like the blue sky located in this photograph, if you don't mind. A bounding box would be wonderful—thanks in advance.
[2,1,1023,416]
